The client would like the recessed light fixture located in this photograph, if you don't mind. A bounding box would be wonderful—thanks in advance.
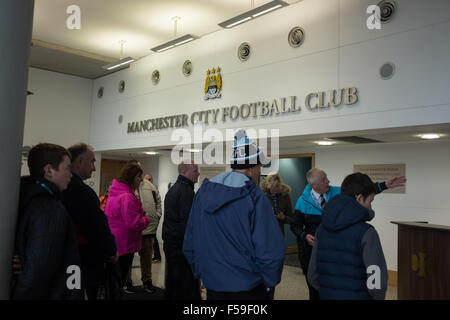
[144,151,159,155]
[419,134,440,140]
[218,0,288,29]
[316,141,334,146]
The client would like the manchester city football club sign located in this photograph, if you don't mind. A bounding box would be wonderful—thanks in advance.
[127,86,359,134]
[204,67,222,100]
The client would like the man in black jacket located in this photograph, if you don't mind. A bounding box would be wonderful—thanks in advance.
[13,143,82,300]
[62,143,117,300]
[162,160,201,300]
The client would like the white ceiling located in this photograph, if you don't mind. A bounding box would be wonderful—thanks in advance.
[33,0,301,62]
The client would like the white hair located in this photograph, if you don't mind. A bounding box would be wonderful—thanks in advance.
[306,168,324,185]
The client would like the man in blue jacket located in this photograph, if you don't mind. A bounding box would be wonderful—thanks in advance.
[291,168,406,300]
[183,129,286,300]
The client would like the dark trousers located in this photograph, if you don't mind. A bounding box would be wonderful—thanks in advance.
[165,257,201,300]
[207,283,272,300]
[85,284,100,300]
[297,242,320,300]
[153,236,161,259]
[118,253,135,287]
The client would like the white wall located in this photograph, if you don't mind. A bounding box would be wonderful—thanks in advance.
[156,151,179,201]
[288,139,450,271]
[138,156,160,187]
[89,0,450,151]
[22,67,93,175]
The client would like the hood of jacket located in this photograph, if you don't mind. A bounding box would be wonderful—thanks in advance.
[20,176,60,205]
[200,171,257,214]
[321,194,375,232]
[300,184,313,199]
[108,179,134,198]
[263,183,291,196]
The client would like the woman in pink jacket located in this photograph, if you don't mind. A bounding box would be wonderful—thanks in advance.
[105,163,150,287]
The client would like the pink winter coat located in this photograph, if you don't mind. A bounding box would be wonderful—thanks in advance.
[105,179,150,256]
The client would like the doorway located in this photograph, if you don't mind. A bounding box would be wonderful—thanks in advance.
[99,158,127,196]
[278,154,314,252]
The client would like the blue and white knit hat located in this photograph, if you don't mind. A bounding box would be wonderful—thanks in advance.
[230,129,269,169]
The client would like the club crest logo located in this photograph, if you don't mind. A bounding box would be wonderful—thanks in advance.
[204,67,222,100]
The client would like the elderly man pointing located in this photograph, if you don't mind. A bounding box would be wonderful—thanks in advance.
[290,168,406,300]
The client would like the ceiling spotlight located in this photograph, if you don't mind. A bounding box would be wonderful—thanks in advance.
[144,151,159,155]
[218,0,288,29]
[316,141,334,146]
[102,40,135,70]
[419,134,440,140]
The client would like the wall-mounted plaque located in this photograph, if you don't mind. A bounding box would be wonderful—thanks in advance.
[198,166,226,186]
[353,163,405,194]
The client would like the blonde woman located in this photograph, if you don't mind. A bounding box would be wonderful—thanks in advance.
[261,172,294,234]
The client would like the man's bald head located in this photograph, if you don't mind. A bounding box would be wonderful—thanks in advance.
[144,174,153,183]
[178,160,200,184]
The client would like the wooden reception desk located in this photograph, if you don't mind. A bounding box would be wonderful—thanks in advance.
[391,221,450,300]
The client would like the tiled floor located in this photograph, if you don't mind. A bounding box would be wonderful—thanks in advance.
[130,246,397,300]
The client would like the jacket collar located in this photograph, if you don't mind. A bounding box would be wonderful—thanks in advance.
[34,177,61,199]
[176,175,195,189]
[71,173,83,183]
[301,184,322,211]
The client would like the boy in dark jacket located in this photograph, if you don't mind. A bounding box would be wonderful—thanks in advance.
[307,172,389,300]
[12,143,82,300]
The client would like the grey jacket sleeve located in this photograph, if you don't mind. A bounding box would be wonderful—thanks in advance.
[307,232,319,290]
[361,227,388,300]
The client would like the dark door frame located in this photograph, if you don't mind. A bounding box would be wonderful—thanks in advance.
[278,153,315,254]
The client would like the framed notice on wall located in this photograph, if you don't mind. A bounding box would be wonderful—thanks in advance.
[198,166,226,186]
[353,164,406,194]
